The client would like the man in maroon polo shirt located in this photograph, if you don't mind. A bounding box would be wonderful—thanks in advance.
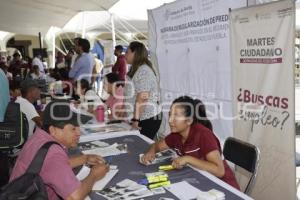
[10,100,109,200]
[112,45,127,81]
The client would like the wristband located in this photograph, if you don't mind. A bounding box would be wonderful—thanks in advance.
[131,118,140,122]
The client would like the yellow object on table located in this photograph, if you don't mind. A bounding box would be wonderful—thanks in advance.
[149,181,171,189]
[159,165,174,171]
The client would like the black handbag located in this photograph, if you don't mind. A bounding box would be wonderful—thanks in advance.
[0,141,59,200]
[0,102,29,149]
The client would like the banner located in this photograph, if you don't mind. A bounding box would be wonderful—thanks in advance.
[148,0,246,140]
[230,1,295,199]
[149,0,246,100]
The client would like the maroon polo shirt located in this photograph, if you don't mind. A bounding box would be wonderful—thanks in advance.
[112,55,127,81]
[165,123,240,190]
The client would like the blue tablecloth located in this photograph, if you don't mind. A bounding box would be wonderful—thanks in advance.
[74,135,248,200]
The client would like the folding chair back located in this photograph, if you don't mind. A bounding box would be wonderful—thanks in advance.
[223,137,260,194]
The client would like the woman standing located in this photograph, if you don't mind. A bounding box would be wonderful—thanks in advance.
[124,41,161,139]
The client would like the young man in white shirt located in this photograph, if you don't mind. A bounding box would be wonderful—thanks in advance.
[15,79,42,137]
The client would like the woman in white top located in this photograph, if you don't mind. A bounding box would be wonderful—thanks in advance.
[74,79,102,115]
[124,41,161,139]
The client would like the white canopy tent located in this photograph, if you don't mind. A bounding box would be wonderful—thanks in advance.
[63,12,149,34]
[0,0,119,55]
[1,0,300,35]
[0,0,176,52]
[44,0,175,67]
[0,0,118,36]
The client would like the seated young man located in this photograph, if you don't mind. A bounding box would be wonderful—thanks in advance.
[9,80,21,101]
[10,100,109,200]
[15,79,42,136]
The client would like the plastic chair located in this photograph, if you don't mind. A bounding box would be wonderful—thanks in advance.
[223,137,260,194]
[296,152,300,191]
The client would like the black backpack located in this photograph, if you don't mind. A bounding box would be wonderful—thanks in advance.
[0,141,59,200]
[0,102,29,149]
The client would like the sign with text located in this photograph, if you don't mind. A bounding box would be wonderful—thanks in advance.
[148,0,246,141]
[231,1,295,199]
[149,0,246,100]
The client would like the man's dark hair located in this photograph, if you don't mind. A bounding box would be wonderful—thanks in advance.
[115,45,124,52]
[104,72,124,87]
[21,85,37,97]
[78,38,90,53]
[20,79,39,97]
[80,79,91,91]
[9,80,21,91]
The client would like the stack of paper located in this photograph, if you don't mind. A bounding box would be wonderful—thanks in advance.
[82,124,130,135]
[197,189,225,200]
[82,143,128,157]
[164,181,202,200]
[78,141,110,151]
[76,165,119,191]
[96,179,154,200]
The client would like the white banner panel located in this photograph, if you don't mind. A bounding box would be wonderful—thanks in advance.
[149,0,246,101]
[230,1,295,199]
[148,0,246,141]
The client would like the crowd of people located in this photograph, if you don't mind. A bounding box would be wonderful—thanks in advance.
[0,38,240,199]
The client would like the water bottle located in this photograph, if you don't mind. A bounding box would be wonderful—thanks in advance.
[96,105,105,122]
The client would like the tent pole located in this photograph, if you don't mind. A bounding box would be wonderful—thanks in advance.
[52,30,55,69]
[39,32,43,60]
[111,13,116,62]
[103,23,129,44]
[82,12,86,38]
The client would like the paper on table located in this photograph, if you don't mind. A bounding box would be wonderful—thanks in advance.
[139,149,176,165]
[76,166,119,190]
[82,143,127,157]
[81,122,106,128]
[85,125,129,133]
[96,179,154,200]
[91,141,110,147]
[164,181,202,200]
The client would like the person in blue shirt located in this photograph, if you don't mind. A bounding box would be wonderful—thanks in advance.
[0,69,9,122]
[69,38,94,83]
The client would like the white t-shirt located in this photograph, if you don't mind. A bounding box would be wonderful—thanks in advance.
[15,96,39,137]
[32,57,45,74]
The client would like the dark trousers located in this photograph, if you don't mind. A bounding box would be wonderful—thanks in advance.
[0,152,9,187]
[139,113,162,140]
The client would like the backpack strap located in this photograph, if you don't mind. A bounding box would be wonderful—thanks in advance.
[26,141,61,174]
